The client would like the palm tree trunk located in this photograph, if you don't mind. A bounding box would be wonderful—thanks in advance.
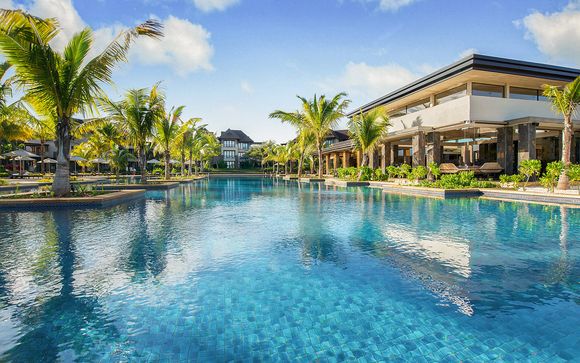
[164,150,170,180]
[317,143,323,178]
[188,150,193,175]
[298,152,304,177]
[357,152,368,181]
[53,117,71,197]
[40,138,45,174]
[181,148,185,177]
[138,147,147,184]
[557,115,572,190]
[285,163,288,175]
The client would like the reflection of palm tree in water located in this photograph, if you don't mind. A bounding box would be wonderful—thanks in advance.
[124,199,173,279]
[547,206,573,284]
[2,210,118,362]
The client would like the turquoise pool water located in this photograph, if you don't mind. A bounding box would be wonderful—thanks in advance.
[0,178,578,362]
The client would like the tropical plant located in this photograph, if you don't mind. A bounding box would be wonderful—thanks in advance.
[270,93,350,177]
[108,145,134,178]
[399,163,412,178]
[427,162,441,181]
[568,164,580,182]
[152,106,193,180]
[0,9,163,196]
[386,165,399,179]
[518,159,541,191]
[409,166,428,182]
[101,85,165,183]
[543,76,580,190]
[173,118,202,176]
[348,107,390,180]
[30,117,55,173]
[540,161,564,193]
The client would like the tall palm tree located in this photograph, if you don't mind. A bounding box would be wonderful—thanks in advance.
[544,76,580,190]
[108,145,134,178]
[0,10,163,196]
[173,118,202,177]
[0,61,33,146]
[270,93,350,177]
[101,85,165,183]
[152,106,193,180]
[349,107,390,181]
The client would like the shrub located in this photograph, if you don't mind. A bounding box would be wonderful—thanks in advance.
[0,179,6,186]
[358,166,373,181]
[399,163,411,178]
[373,169,388,181]
[470,180,496,188]
[409,166,428,182]
[337,167,357,180]
[428,162,441,180]
[518,159,541,191]
[152,167,163,176]
[0,172,8,178]
[568,164,580,182]
[428,171,476,189]
[540,161,563,193]
[386,165,399,179]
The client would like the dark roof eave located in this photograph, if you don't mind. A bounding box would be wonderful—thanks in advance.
[347,54,580,117]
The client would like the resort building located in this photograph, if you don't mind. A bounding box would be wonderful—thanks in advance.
[322,54,580,174]
[218,129,255,168]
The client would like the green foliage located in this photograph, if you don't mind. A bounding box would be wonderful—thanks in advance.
[518,159,542,190]
[386,165,399,179]
[373,168,388,181]
[152,167,163,176]
[500,174,524,190]
[337,167,357,180]
[0,178,6,185]
[426,171,476,189]
[428,162,441,180]
[567,164,580,181]
[409,166,428,182]
[399,163,411,178]
[358,166,373,181]
[540,161,564,192]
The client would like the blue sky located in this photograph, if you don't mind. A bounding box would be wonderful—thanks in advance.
[3,0,580,142]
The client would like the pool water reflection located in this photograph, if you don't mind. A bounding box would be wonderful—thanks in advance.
[0,178,578,361]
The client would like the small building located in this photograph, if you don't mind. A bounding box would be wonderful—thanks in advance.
[322,54,580,174]
[218,129,255,168]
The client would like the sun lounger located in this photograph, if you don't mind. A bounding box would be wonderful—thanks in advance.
[439,163,461,174]
[476,162,503,176]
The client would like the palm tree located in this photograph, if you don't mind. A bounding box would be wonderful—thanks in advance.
[544,76,580,190]
[152,106,193,180]
[108,145,134,178]
[0,10,163,196]
[270,93,350,177]
[349,107,390,181]
[101,85,165,183]
[0,61,33,146]
[173,118,202,177]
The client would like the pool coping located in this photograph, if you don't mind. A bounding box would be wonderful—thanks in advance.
[382,184,482,199]
[298,177,326,183]
[0,189,145,209]
[100,182,180,190]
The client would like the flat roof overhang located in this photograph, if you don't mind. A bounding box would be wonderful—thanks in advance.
[347,54,580,117]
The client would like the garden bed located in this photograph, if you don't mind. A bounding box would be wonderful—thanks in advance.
[0,189,145,209]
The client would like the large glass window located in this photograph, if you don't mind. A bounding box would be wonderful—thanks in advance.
[388,107,406,118]
[239,143,248,150]
[472,83,504,98]
[226,161,235,169]
[406,98,431,113]
[509,87,550,101]
[223,140,236,148]
[223,150,236,159]
[435,85,467,105]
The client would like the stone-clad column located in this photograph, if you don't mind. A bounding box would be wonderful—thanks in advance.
[325,154,330,175]
[356,151,361,167]
[426,132,441,165]
[381,143,387,172]
[497,127,514,174]
[412,132,426,167]
[368,150,374,169]
[518,123,537,167]
[342,151,349,168]
[332,153,338,171]
[390,144,398,165]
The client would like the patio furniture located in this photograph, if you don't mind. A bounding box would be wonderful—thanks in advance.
[439,163,461,174]
[476,162,503,176]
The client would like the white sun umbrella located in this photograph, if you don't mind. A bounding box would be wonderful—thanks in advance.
[169,159,180,164]
[91,158,109,164]
[147,159,161,164]
[2,149,39,158]
[14,156,35,161]
[39,158,57,163]
[70,155,86,162]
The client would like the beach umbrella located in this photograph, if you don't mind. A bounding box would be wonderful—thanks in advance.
[2,149,39,158]
[169,159,180,164]
[70,155,86,162]
[38,158,57,163]
[14,156,35,161]
[91,158,109,164]
[147,159,161,164]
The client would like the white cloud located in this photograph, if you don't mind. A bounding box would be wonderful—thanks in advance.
[131,16,214,76]
[377,0,418,12]
[519,1,580,65]
[0,0,14,8]
[240,80,253,94]
[322,62,421,101]
[459,48,477,59]
[192,0,239,12]
[3,0,214,76]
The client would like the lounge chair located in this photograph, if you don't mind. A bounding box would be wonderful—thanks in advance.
[439,163,461,174]
[476,162,503,176]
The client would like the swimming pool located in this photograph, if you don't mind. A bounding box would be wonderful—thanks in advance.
[0,178,578,361]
